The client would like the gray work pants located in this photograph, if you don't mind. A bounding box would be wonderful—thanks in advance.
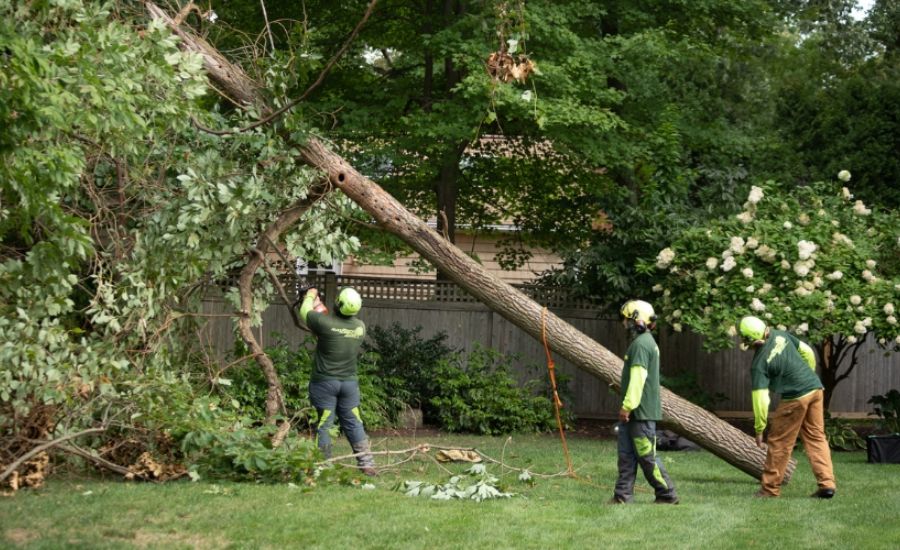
[614,420,677,502]
[308,379,369,453]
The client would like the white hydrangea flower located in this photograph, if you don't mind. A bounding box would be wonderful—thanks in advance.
[751,298,766,312]
[885,303,895,315]
[866,259,877,269]
[748,186,764,204]
[764,312,773,319]
[776,324,787,330]
[797,322,809,334]
[758,283,772,294]
[895,335,900,345]
[831,232,854,247]
[853,200,871,215]
[794,263,810,277]
[817,209,827,217]
[826,299,835,311]
[854,321,867,334]
[887,316,897,325]
[722,249,734,259]
[672,309,682,318]
[812,276,823,287]
[783,221,793,229]
[798,213,810,226]
[742,267,754,278]
[797,240,818,260]
[722,257,737,272]
[656,247,675,269]
[802,281,815,291]
[672,323,683,332]
[841,186,853,200]
[652,284,663,292]
[754,245,777,263]
[736,211,754,224]
[850,295,862,305]
[862,270,878,283]
[730,236,746,254]
[706,257,718,270]
[745,285,755,293]
[746,237,759,249]
[727,325,738,337]
[862,317,872,327]
[848,336,858,344]
[794,286,811,297]
[784,306,792,312]
[781,260,791,270]
[826,271,843,281]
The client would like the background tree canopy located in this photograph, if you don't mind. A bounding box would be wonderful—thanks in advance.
[208,0,897,305]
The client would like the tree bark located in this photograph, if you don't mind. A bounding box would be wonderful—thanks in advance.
[147,1,793,481]
[236,191,329,421]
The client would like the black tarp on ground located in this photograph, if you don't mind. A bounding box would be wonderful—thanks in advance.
[866,435,900,464]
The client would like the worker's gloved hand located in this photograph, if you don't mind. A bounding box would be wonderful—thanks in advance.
[305,287,319,299]
[755,433,766,449]
[618,408,630,423]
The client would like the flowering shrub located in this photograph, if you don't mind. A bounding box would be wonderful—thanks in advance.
[645,175,899,407]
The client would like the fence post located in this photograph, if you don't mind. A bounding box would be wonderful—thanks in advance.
[325,273,338,306]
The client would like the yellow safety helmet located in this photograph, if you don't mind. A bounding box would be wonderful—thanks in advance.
[620,300,656,331]
[739,316,767,343]
[335,287,362,316]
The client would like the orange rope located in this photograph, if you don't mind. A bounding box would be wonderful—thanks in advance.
[541,307,575,477]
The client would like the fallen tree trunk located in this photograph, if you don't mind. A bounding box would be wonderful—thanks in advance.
[147,2,792,481]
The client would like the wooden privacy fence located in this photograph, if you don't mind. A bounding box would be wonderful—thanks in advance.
[201,275,899,418]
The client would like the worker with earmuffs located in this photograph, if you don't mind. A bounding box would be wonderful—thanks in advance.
[299,286,376,476]
[610,300,679,504]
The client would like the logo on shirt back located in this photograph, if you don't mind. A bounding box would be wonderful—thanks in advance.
[330,327,364,339]
[766,336,788,364]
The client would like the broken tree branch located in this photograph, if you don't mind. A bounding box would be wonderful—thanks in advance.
[1,427,106,483]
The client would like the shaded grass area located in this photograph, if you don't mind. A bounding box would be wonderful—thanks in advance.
[2,434,898,549]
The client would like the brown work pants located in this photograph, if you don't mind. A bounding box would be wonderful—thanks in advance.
[760,389,836,496]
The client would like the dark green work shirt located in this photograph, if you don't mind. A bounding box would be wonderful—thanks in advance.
[306,311,366,382]
[620,332,662,421]
[750,330,822,399]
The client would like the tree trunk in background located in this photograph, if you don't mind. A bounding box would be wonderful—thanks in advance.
[148,1,794,481]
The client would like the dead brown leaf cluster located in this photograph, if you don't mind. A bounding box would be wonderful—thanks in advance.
[486,51,535,83]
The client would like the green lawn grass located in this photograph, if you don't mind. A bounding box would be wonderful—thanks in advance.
[2,433,898,549]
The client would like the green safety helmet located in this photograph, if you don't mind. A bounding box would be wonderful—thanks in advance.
[620,300,656,331]
[739,316,767,342]
[335,287,362,316]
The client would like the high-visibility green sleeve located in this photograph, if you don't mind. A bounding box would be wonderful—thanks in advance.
[752,389,771,434]
[622,365,647,411]
[299,293,316,324]
[798,341,816,371]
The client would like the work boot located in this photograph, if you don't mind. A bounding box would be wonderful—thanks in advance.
[654,495,680,505]
[350,438,377,476]
[810,488,835,499]
[319,443,333,460]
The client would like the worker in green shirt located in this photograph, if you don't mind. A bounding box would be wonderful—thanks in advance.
[300,286,376,476]
[611,300,679,504]
[739,315,835,498]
